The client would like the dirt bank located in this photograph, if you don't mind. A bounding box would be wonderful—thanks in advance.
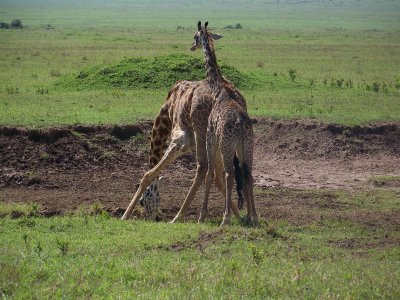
[1,118,399,225]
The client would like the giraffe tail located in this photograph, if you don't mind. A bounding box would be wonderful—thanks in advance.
[234,155,245,210]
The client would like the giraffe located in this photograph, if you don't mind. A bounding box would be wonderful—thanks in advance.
[191,21,258,226]
[121,77,247,221]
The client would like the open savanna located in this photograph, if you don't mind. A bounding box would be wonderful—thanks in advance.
[1,0,400,126]
[1,0,400,298]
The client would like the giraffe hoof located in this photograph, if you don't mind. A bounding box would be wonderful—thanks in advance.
[220,219,230,226]
[252,217,259,227]
[198,211,208,223]
[170,215,182,224]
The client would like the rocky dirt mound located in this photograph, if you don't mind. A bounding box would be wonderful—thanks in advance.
[255,118,400,159]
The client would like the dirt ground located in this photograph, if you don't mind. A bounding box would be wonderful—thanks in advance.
[1,118,399,227]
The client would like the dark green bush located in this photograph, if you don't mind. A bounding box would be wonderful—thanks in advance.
[0,22,10,29]
[10,19,23,29]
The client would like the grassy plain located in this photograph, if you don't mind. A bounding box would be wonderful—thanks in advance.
[1,187,400,299]
[1,0,400,126]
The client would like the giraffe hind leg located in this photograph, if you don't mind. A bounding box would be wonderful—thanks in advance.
[214,150,242,220]
[242,163,258,227]
[198,143,218,223]
[220,150,237,226]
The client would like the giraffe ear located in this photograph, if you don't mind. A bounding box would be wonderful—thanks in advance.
[197,21,201,31]
[211,33,223,40]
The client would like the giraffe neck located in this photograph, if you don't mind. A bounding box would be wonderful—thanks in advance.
[202,35,224,96]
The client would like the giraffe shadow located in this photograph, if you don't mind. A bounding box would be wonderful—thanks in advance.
[203,214,266,228]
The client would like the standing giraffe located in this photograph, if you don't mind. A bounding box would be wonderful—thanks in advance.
[121,77,247,221]
[191,21,258,226]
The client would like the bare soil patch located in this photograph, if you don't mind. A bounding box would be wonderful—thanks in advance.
[1,118,399,229]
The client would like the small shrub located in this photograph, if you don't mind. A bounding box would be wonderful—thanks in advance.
[36,86,49,94]
[30,203,40,216]
[223,23,243,30]
[77,71,88,79]
[336,79,344,88]
[395,79,400,90]
[345,79,353,88]
[49,70,62,77]
[10,19,23,29]
[249,244,263,266]
[22,233,29,249]
[40,152,50,161]
[288,69,296,81]
[372,82,380,92]
[382,82,388,94]
[34,241,43,256]
[0,22,10,29]
[5,86,19,94]
[256,61,264,68]
[56,239,69,256]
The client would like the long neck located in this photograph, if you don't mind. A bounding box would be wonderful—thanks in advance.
[202,35,224,96]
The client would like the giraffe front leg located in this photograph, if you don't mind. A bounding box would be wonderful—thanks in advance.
[170,161,207,223]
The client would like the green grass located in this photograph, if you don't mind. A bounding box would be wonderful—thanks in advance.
[368,175,400,188]
[1,186,400,298]
[1,0,399,127]
[0,202,38,217]
[0,211,399,298]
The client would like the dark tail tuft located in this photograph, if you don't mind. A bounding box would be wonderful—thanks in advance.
[234,155,244,209]
[242,162,250,181]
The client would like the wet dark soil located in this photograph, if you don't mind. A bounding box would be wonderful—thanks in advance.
[1,118,399,230]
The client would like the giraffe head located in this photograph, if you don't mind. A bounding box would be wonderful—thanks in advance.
[190,21,223,51]
[139,176,164,218]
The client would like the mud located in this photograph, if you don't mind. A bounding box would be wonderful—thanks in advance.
[1,118,400,228]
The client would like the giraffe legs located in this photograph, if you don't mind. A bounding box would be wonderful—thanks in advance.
[243,171,258,226]
[121,141,190,220]
[220,151,237,226]
[198,149,241,222]
[171,126,209,223]
[199,131,218,223]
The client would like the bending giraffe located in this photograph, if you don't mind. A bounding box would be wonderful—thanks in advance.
[121,77,247,221]
[191,21,258,226]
